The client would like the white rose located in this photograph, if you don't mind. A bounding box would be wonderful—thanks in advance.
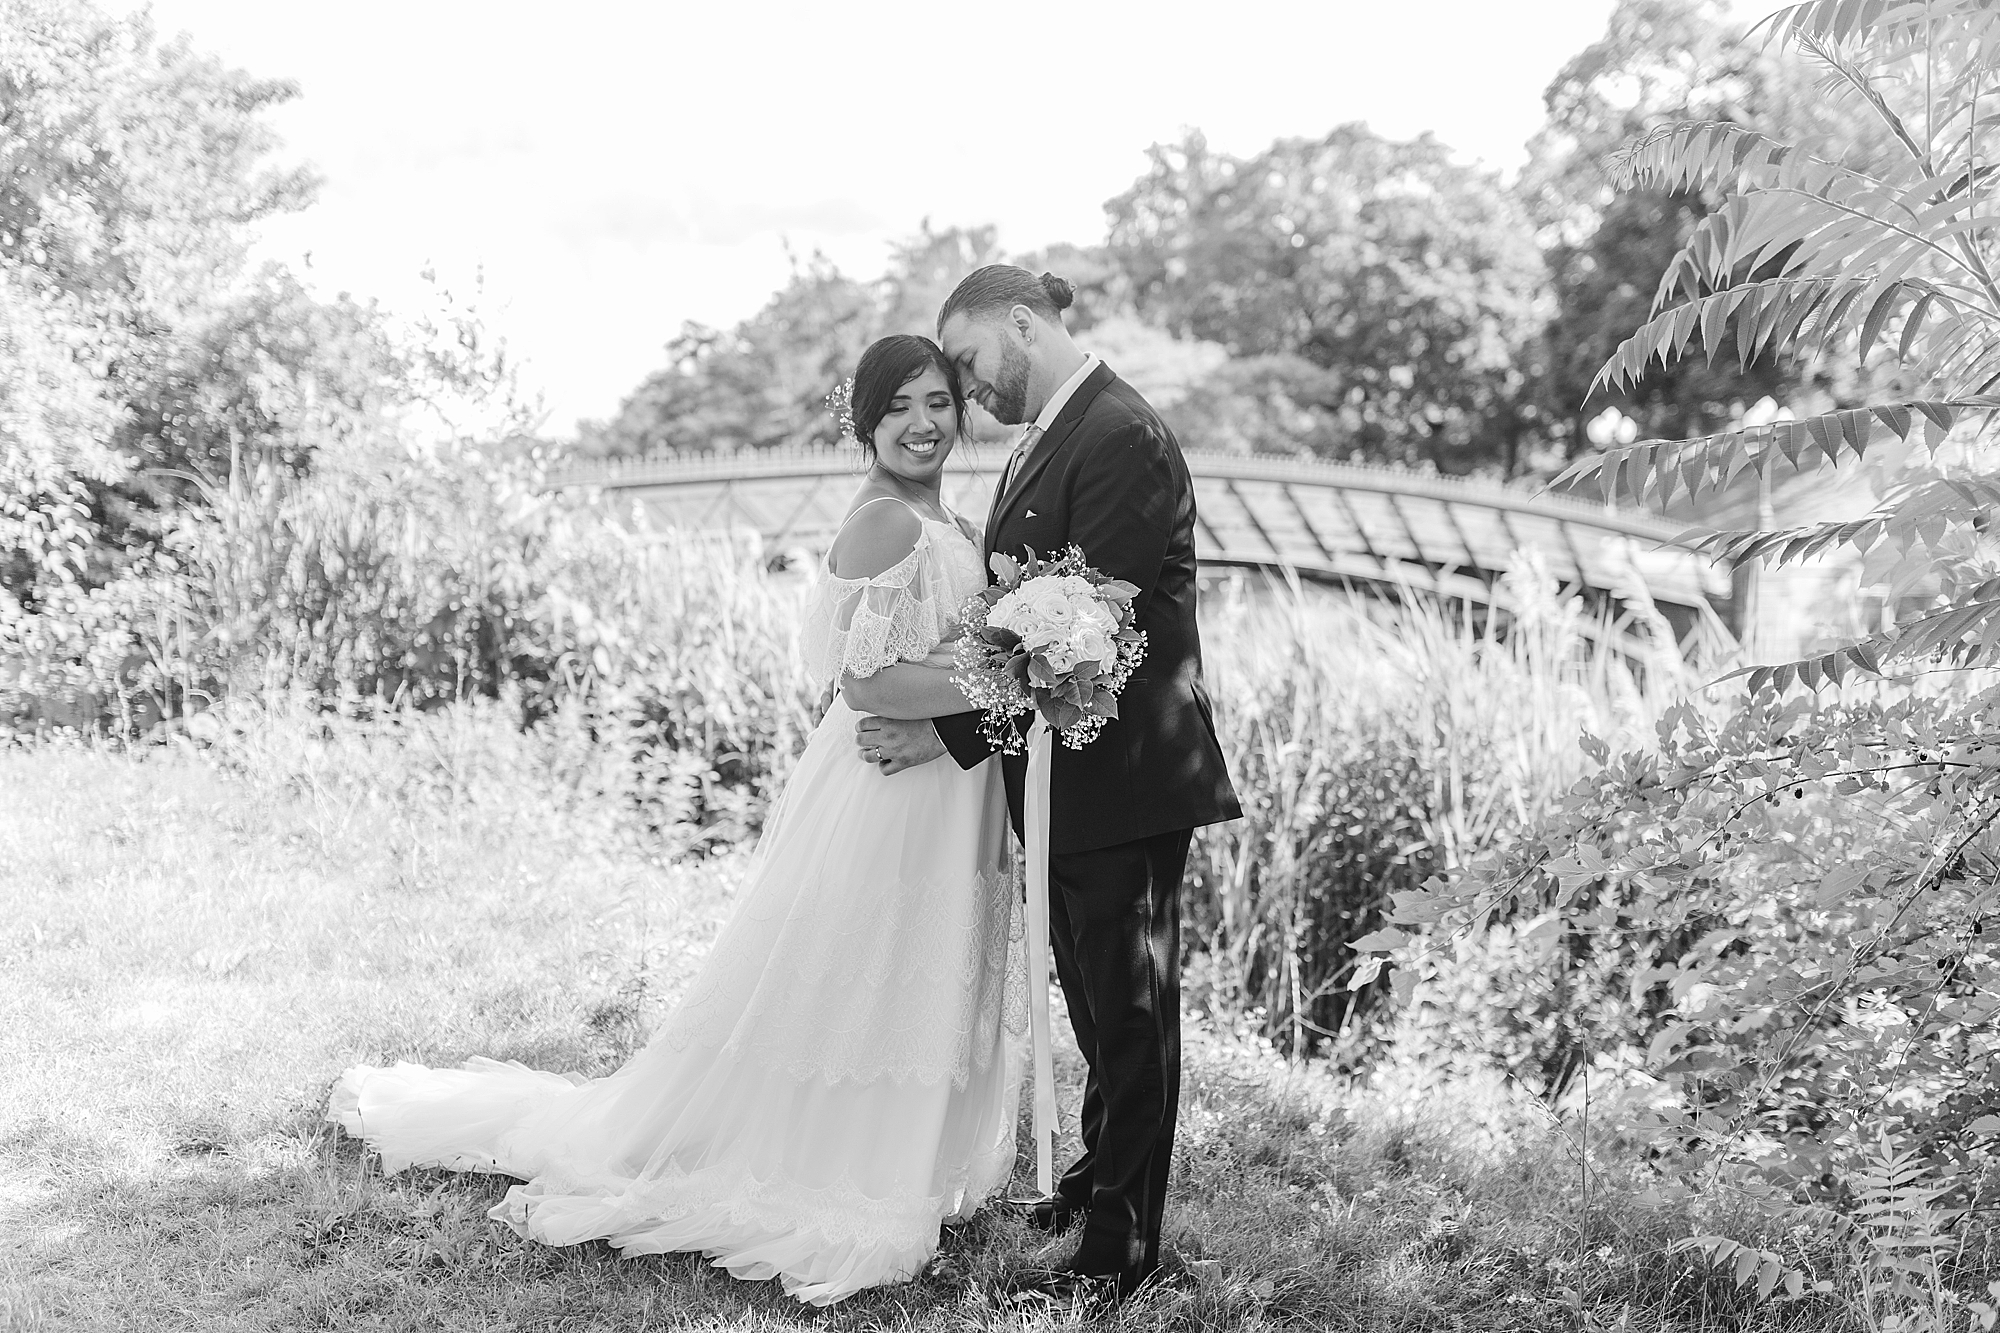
[1042,640,1079,673]
[992,590,1055,643]
[1023,579,1076,628]
[1074,600,1118,636]
[1020,621,1063,652]
[987,589,1026,632]
[1072,626,1113,666]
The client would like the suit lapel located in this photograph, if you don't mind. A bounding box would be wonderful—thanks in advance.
[987,362,1115,550]
[981,447,1015,559]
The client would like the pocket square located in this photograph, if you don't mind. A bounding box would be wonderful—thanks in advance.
[1025,508,1038,518]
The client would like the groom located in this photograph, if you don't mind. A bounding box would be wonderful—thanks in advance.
[856,265,1241,1296]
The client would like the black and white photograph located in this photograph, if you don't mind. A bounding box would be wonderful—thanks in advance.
[5,0,2000,1328]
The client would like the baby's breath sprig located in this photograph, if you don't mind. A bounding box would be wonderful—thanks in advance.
[825,377,857,442]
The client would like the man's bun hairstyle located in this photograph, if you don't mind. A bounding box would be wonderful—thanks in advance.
[1037,272,1075,312]
[938,264,1076,331]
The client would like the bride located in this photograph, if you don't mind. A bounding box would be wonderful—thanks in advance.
[326,333,1022,1306]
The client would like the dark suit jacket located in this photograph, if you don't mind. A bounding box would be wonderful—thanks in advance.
[935,362,1241,854]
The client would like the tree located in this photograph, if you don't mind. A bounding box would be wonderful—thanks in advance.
[581,224,1020,459]
[0,1,312,315]
[577,251,875,458]
[1,0,553,731]
[1,0,323,600]
[878,221,1002,338]
[1523,0,1895,457]
[1105,126,1547,474]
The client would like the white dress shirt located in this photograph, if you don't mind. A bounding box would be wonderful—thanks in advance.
[1032,353,1101,436]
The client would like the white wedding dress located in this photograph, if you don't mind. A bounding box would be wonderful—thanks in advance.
[326,506,1022,1305]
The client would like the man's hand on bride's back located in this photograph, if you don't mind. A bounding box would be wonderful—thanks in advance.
[855,716,946,775]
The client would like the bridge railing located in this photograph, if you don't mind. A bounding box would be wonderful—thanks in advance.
[548,444,1736,636]
[549,444,1688,543]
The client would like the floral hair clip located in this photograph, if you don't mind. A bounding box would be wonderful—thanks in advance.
[825,377,857,443]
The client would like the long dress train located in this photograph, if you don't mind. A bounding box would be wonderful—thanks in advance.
[326,513,1021,1305]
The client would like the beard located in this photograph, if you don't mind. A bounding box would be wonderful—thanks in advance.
[987,341,1033,425]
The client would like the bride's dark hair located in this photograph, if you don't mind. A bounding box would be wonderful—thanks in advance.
[850,334,968,459]
[937,265,1075,331]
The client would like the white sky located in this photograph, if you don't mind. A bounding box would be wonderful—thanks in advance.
[132,0,1627,433]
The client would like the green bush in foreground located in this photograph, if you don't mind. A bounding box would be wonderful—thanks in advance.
[1351,6,2000,1323]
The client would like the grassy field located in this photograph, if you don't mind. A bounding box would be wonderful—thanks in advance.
[0,711,1847,1332]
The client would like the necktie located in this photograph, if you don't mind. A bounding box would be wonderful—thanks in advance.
[1004,426,1043,493]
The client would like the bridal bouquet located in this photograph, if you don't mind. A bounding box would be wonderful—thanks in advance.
[952,546,1147,753]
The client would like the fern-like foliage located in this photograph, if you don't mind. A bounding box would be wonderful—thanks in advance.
[1847,1136,1963,1324]
[1754,0,2000,55]
[1674,1234,1814,1303]
[1562,398,2000,508]
[1557,9,2000,687]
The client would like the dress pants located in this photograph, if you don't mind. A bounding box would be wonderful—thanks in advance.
[1043,825,1193,1286]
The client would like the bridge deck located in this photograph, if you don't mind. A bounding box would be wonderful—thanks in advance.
[551,446,1732,626]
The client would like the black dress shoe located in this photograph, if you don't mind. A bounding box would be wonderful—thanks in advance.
[1011,1194,1088,1233]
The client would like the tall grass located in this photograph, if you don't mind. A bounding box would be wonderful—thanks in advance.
[1,460,1694,1048]
[1188,566,1693,1057]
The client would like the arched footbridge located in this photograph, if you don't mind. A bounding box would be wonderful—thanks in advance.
[550,446,1737,646]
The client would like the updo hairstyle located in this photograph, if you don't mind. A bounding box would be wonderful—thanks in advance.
[936,265,1075,331]
[849,334,969,460]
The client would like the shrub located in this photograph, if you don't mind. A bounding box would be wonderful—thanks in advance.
[0,445,823,858]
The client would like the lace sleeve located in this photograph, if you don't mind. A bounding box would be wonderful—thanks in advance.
[799,533,954,687]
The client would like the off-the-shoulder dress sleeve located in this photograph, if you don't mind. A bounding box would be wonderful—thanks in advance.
[799,527,957,686]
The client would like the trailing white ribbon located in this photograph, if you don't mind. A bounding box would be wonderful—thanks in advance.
[1023,715,1059,1196]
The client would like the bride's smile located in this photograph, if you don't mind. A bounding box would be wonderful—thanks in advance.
[869,363,959,482]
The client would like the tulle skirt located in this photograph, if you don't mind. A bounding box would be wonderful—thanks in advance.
[327,695,1023,1305]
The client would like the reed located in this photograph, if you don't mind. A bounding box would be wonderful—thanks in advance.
[1188,566,1692,1056]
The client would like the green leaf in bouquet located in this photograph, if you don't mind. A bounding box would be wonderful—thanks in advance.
[1042,697,1085,730]
[1027,654,1060,688]
[1073,659,1101,680]
[1098,691,1119,719]
[1007,653,1032,687]
[981,625,1022,650]
[1100,579,1140,600]
[989,552,1021,585]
